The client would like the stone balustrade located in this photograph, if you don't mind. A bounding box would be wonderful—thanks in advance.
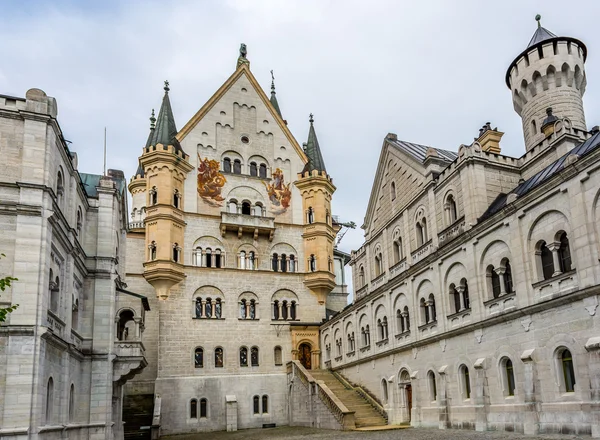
[220,212,275,240]
[438,217,466,247]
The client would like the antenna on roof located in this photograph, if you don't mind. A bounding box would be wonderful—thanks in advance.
[103,127,107,176]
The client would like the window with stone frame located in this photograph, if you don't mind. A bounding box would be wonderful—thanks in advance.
[262,395,268,414]
[215,347,224,368]
[190,399,198,418]
[274,346,283,366]
[194,347,204,368]
[428,370,437,401]
[200,398,207,418]
[240,346,248,367]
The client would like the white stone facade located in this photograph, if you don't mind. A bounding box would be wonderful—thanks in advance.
[0,89,147,440]
[321,24,600,437]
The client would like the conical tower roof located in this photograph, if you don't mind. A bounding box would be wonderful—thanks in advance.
[302,114,327,174]
[148,81,185,154]
[527,15,557,47]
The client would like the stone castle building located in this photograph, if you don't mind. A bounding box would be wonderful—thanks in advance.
[2,15,600,440]
[320,17,600,436]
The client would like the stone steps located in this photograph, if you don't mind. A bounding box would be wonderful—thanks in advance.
[311,369,387,429]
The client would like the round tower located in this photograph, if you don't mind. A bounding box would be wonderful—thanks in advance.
[506,15,588,151]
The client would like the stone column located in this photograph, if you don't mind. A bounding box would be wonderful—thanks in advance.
[473,358,489,431]
[311,349,321,370]
[548,242,563,277]
[426,300,434,323]
[521,349,540,435]
[495,267,507,295]
[201,300,206,318]
[134,317,142,340]
[278,303,283,321]
[277,256,282,272]
[455,286,465,311]
[286,303,292,321]
[245,301,250,319]
[201,250,206,267]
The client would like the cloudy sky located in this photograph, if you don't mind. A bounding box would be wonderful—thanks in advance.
[2,0,599,296]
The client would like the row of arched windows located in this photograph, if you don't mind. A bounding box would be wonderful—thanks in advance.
[191,248,302,271]
[223,158,268,178]
[45,378,76,424]
[147,187,182,208]
[537,232,572,280]
[192,247,224,268]
[194,298,299,321]
[228,199,265,216]
[190,398,208,418]
[194,297,222,319]
[271,253,297,272]
[194,346,283,368]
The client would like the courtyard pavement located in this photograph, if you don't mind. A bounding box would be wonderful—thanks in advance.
[163,426,588,440]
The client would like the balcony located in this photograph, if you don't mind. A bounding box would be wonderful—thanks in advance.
[438,217,466,247]
[389,258,407,279]
[128,221,144,230]
[411,240,433,264]
[113,340,147,384]
[220,212,275,241]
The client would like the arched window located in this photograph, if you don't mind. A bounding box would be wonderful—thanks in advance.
[450,284,461,313]
[539,241,554,280]
[172,243,180,262]
[229,200,238,213]
[361,327,367,346]
[253,203,263,216]
[488,265,501,298]
[428,371,437,401]
[281,300,288,320]
[504,358,516,397]
[309,255,316,272]
[561,349,576,392]
[382,379,388,403]
[272,300,280,320]
[274,346,282,366]
[251,347,259,366]
[150,186,157,205]
[289,255,295,272]
[49,273,59,312]
[259,163,267,178]
[416,222,424,247]
[374,254,382,276]
[393,238,403,263]
[390,182,396,201]
[281,254,287,273]
[173,189,180,209]
[205,298,213,317]
[253,395,260,414]
[461,279,470,310]
[190,399,198,419]
[420,297,429,324]
[558,232,572,272]
[215,249,222,268]
[240,299,247,319]
[215,298,222,318]
[272,253,278,271]
[531,119,537,137]
[215,347,224,368]
[365,325,370,346]
[241,201,251,215]
[462,365,471,399]
[69,384,75,421]
[195,347,204,368]
[56,171,64,198]
[290,301,297,320]
[205,248,212,268]
[240,347,248,367]
[359,266,365,287]
[233,159,242,174]
[307,207,314,224]
[149,241,156,260]
[248,251,256,270]
[223,157,232,173]
[262,395,268,414]
[117,309,135,341]
[377,318,384,340]
[504,261,514,293]
[404,306,410,331]
[446,194,458,224]
[239,251,246,270]
[382,316,388,339]
[249,299,256,319]
[200,398,207,418]
[396,309,404,333]
[46,377,54,423]
[250,162,258,177]
[76,209,83,236]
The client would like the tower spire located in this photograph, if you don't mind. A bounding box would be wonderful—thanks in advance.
[269,70,282,118]
[302,113,327,174]
[148,81,185,154]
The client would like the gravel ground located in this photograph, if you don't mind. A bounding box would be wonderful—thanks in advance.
[163,426,587,440]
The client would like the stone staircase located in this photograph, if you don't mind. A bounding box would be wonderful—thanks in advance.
[310,369,387,428]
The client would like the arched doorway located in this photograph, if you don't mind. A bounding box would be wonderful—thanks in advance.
[399,369,412,423]
[298,343,312,369]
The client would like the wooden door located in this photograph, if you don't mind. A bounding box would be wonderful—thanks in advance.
[299,343,312,369]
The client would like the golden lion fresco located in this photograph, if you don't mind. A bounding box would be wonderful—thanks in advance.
[197,155,226,206]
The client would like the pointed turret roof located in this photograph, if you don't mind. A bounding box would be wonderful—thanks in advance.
[148,81,185,154]
[269,70,282,118]
[302,114,327,174]
[527,15,557,47]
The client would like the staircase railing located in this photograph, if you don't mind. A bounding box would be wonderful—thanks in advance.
[331,370,388,423]
[289,361,356,430]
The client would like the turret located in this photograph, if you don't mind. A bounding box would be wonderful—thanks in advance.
[128,109,155,230]
[506,15,588,152]
[139,81,194,299]
[295,114,336,305]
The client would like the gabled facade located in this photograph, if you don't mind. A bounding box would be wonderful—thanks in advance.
[322,18,600,436]
[124,46,342,434]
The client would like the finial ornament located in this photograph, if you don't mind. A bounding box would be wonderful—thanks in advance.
[535,14,541,27]
[309,113,314,124]
[270,69,276,92]
[150,108,156,129]
[237,43,250,68]
[164,80,170,92]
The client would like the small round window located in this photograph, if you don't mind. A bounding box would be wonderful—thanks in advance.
[241,136,250,144]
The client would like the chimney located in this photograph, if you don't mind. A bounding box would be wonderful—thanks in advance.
[476,122,503,154]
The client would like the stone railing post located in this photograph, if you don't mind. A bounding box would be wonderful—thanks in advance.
[521,349,540,435]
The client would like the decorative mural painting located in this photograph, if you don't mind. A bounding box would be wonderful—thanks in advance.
[264,168,291,214]
[197,155,226,206]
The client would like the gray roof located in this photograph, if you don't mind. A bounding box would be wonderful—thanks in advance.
[80,172,126,198]
[302,115,327,174]
[388,139,457,163]
[148,84,185,155]
[527,26,557,48]
[480,131,600,221]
